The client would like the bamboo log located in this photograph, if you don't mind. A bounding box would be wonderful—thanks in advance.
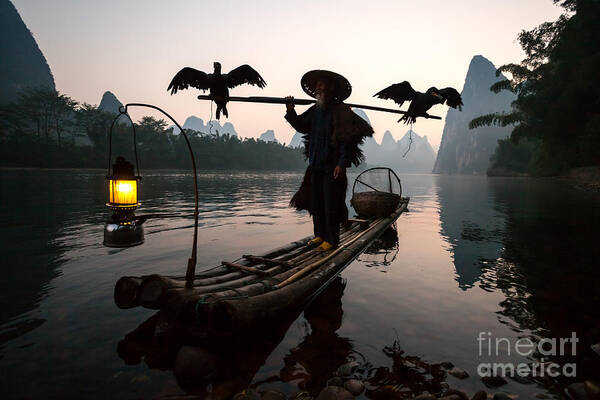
[242,255,293,268]
[129,222,366,310]
[179,225,353,285]
[197,95,442,120]
[275,218,385,289]
[184,235,313,281]
[158,223,366,308]
[145,237,338,310]
[221,261,271,276]
[114,277,143,309]
[173,224,371,308]
[204,201,409,335]
[348,218,369,229]
[171,222,358,288]
[139,275,186,309]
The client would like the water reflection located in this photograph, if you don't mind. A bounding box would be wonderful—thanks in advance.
[2,170,600,398]
[437,176,600,388]
[357,226,399,269]
[117,277,352,398]
[436,176,505,290]
[484,180,600,377]
[0,169,104,350]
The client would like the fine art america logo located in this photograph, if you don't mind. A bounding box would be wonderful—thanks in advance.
[477,332,578,378]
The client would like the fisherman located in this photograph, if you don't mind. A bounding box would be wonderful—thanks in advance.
[285,70,373,252]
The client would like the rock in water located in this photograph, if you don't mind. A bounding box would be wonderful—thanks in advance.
[336,361,359,377]
[315,386,353,400]
[433,55,516,174]
[260,390,286,400]
[343,379,364,396]
[414,393,436,400]
[174,346,216,390]
[233,389,261,400]
[0,0,55,104]
[448,367,469,379]
[444,388,469,399]
[471,390,487,400]
[328,377,343,387]
[481,375,508,387]
[585,381,600,398]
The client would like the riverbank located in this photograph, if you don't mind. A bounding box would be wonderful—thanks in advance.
[563,166,600,192]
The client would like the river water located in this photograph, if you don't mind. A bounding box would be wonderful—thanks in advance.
[1,169,599,399]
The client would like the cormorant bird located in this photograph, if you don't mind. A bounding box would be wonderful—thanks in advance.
[374,81,463,124]
[168,62,266,119]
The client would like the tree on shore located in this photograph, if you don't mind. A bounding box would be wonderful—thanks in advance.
[0,88,306,170]
[470,0,600,175]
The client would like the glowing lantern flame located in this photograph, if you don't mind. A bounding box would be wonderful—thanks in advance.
[106,156,140,210]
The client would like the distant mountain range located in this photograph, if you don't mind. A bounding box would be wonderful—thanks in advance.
[171,116,238,137]
[0,0,55,104]
[433,55,515,174]
[354,109,437,172]
[259,129,278,143]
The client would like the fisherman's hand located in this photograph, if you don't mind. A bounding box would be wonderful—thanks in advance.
[285,96,295,112]
[333,166,346,179]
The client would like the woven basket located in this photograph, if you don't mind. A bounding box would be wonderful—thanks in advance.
[351,191,401,218]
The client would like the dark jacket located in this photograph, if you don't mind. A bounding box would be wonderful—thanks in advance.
[285,102,374,220]
[285,102,374,168]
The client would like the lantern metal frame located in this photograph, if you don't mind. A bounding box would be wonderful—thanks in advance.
[107,103,200,288]
[106,156,141,210]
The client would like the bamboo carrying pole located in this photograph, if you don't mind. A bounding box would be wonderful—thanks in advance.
[197,95,442,120]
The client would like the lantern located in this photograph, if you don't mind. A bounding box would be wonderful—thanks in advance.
[103,156,144,248]
[107,156,140,210]
[100,103,200,288]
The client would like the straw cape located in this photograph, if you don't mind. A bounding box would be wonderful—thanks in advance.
[286,70,374,224]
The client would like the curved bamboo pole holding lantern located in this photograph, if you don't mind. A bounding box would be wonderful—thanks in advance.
[114,104,200,289]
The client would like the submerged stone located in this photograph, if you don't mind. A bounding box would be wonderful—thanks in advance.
[472,390,487,400]
[448,367,469,379]
[481,375,508,387]
[315,386,353,400]
[343,379,364,396]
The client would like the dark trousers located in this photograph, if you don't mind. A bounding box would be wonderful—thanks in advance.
[311,169,341,246]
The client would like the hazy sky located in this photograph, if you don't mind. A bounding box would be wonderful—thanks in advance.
[13,0,563,150]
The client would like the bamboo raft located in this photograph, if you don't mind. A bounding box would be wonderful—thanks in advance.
[114,197,409,336]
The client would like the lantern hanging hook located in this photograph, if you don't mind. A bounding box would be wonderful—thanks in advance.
[106,103,200,288]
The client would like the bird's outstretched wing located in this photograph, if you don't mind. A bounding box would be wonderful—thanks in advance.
[373,81,417,107]
[167,67,210,95]
[226,65,266,89]
[438,87,463,110]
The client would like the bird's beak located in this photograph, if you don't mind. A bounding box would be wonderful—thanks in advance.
[433,92,443,99]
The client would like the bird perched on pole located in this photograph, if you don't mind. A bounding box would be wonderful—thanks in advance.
[167,62,266,119]
[374,81,463,124]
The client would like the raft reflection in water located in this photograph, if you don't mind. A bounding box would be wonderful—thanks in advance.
[117,277,352,398]
[118,274,454,399]
[357,225,399,269]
